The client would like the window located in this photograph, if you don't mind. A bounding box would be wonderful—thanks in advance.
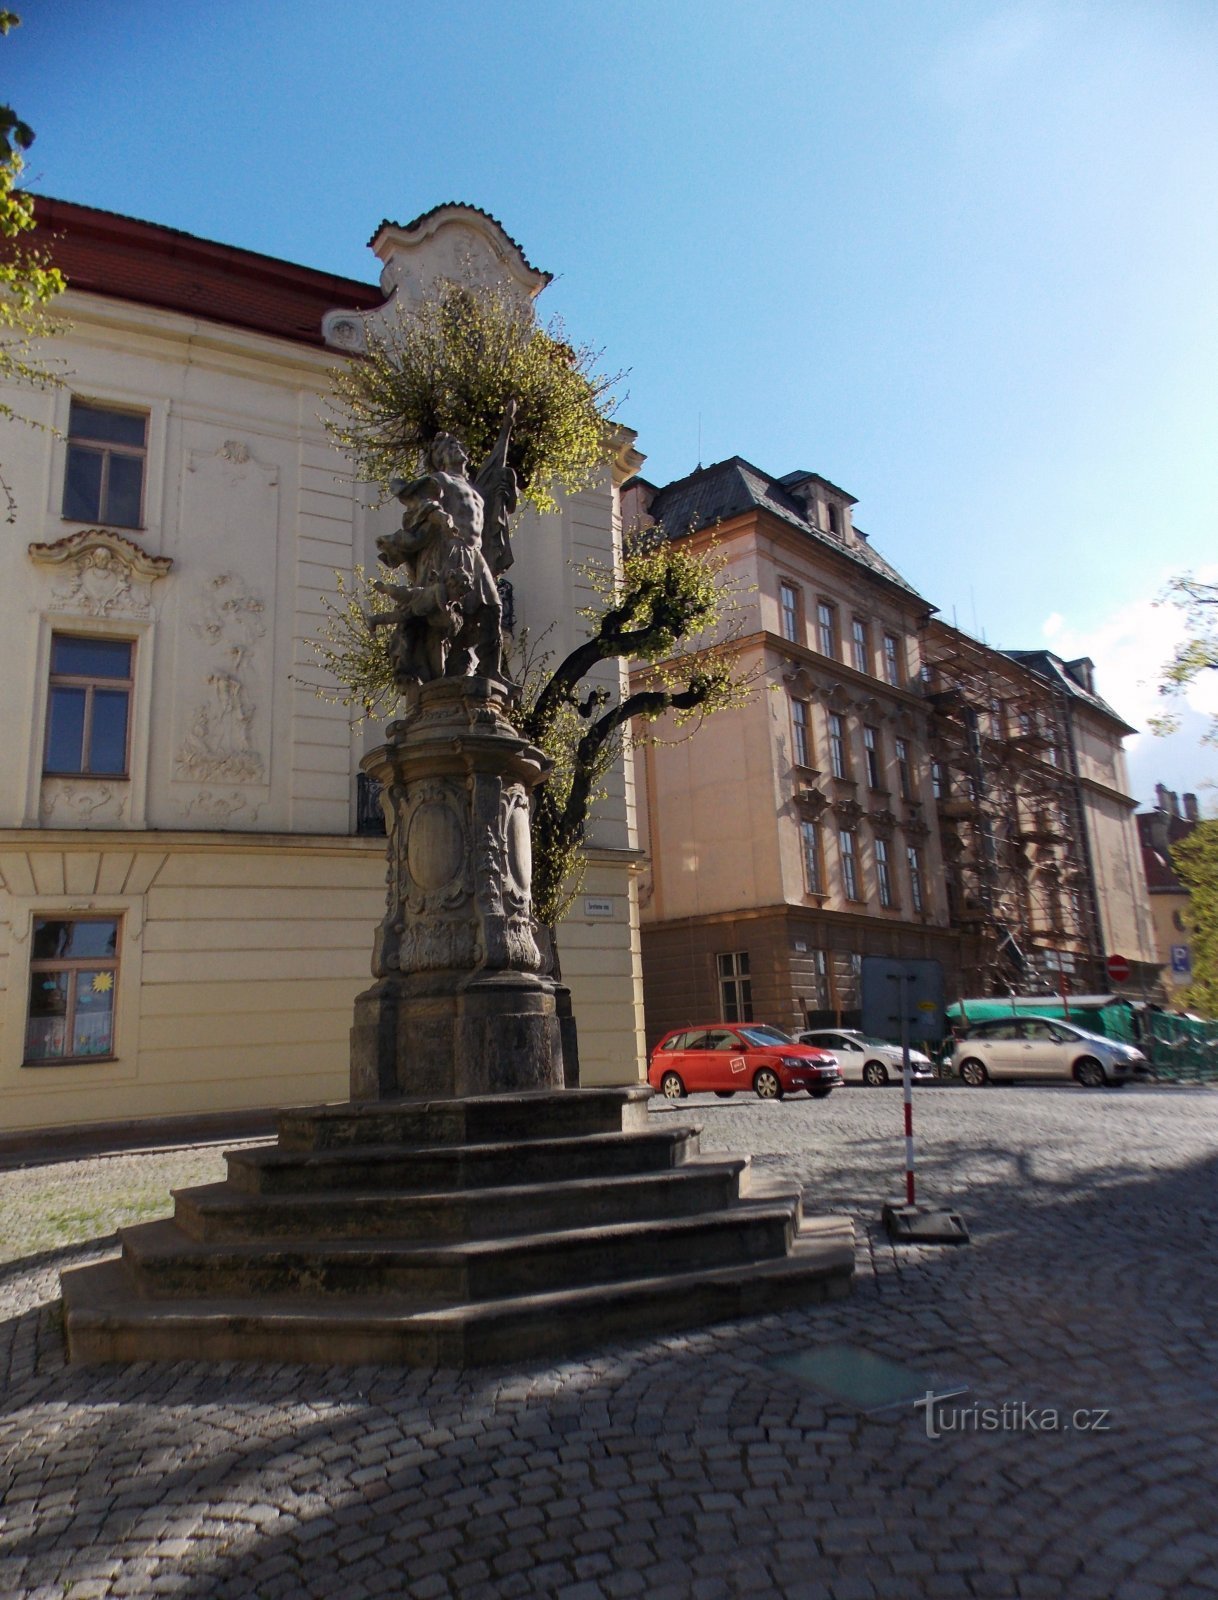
[932,760,945,800]
[807,948,830,1012]
[883,634,901,686]
[25,916,119,1064]
[44,634,134,776]
[63,399,147,529]
[717,951,753,1023]
[851,618,869,673]
[894,737,913,801]
[839,829,860,900]
[800,819,824,895]
[828,713,848,780]
[828,504,842,538]
[875,837,894,908]
[791,698,812,767]
[779,581,801,643]
[863,725,882,789]
[816,601,837,658]
[907,846,925,913]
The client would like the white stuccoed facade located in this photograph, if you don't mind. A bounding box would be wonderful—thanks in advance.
[0,199,646,1132]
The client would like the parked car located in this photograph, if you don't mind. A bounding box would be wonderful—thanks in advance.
[949,1016,1146,1087]
[648,1024,843,1100]
[796,1029,935,1086]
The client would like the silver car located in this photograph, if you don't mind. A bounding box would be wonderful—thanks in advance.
[950,1016,1145,1087]
[797,1029,935,1086]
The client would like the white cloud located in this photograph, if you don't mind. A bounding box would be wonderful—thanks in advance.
[1037,566,1218,805]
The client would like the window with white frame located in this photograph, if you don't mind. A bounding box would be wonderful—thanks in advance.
[816,601,837,658]
[863,725,882,789]
[25,915,119,1064]
[44,634,134,777]
[791,698,812,767]
[62,399,147,529]
[800,819,824,895]
[850,617,869,673]
[875,836,894,908]
[717,951,753,1023]
[828,713,848,780]
[779,580,801,643]
[907,845,925,913]
[882,633,901,686]
[839,828,860,900]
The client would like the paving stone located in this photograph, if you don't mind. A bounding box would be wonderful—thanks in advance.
[2,1089,1217,1599]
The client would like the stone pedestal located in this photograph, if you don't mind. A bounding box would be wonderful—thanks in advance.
[350,676,562,1100]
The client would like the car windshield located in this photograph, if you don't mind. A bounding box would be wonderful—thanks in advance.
[739,1026,793,1046]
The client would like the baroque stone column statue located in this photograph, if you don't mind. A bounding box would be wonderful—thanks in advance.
[350,407,564,1099]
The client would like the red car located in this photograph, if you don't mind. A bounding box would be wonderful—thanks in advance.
[648,1024,843,1101]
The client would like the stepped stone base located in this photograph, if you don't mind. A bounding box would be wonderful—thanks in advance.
[62,1087,854,1367]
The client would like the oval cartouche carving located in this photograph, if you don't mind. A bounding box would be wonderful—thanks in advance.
[406,800,463,891]
[507,801,532,893]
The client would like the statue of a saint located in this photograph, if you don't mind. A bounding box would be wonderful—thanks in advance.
[371,403,518,688]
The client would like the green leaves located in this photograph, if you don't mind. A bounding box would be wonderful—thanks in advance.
[327,280,621,515]
[1172,820,1218,1016]
[1155,576,1218,744]
[0,14,68,520]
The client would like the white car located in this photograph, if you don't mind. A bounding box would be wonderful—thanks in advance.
[796,1029,935,1086]
[949,1016,1145,1087]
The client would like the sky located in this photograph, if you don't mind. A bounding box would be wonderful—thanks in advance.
[8,0,1217,809]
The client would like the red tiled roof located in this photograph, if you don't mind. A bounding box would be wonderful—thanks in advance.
[32,195,386,348]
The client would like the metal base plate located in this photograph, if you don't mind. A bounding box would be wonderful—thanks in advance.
[882,1201,970,1244]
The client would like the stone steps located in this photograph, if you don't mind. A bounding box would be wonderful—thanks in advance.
[276,1086,653,1153]
[224,1125,701,1197]
[62,1217,855,1367]
[61,1087,855,1366]
[175,1157,751,1242]
[119,1198,800,1301]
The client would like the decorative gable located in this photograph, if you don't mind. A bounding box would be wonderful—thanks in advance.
[323,203,551,352]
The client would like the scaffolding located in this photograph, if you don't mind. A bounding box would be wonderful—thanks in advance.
[920,623,1105,998]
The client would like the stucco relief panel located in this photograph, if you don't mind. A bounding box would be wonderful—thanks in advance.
[28,529,173,621]
[170,439,279,814]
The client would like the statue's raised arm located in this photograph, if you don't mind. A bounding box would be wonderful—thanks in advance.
[474,399,520,578]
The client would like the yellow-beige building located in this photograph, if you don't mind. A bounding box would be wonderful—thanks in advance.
[0,198,646,1133]
[623,460,957,1042]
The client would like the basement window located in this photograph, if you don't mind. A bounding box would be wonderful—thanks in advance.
[25,916,119,1064]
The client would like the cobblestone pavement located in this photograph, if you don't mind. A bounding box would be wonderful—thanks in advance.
[2,1082,1217,1599]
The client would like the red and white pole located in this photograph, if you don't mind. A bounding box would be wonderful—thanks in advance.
[900,990,915,1205]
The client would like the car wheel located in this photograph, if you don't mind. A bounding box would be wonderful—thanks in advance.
[1074,1056,1107,1088]
[810,1088,833,1099]
[660,1071,686,1100]
[753,1067,783,1100]
[713,1090,735,1099]
[862,1060,889,1086]
[959,1057,988,1087]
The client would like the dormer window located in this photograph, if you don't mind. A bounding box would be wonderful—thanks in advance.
[827,503,842,538]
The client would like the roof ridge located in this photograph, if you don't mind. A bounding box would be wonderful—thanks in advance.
[31,193,382,294]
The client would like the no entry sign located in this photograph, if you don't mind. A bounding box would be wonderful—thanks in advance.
[1106,953,1132,984]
